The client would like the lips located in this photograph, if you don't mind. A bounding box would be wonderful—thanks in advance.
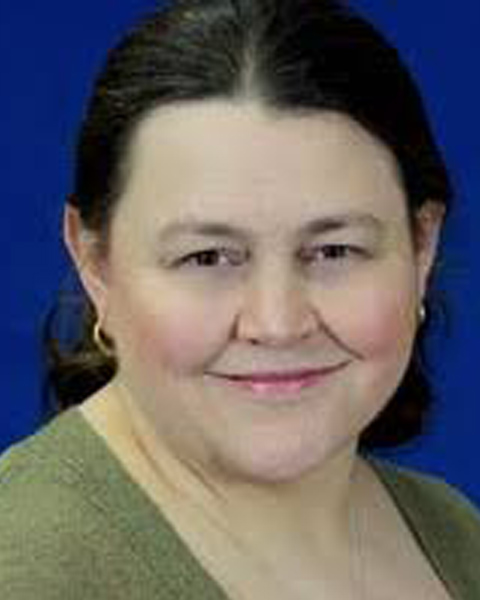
[208,363,348,397]
[213,364,347,383]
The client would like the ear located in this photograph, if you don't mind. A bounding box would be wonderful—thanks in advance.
[63,204,111,323]
[413,200,445,298]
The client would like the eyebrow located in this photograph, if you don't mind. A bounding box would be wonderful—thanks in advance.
[156,211,384,244]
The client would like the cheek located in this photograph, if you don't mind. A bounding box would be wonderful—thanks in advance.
[331,278,417,359]
[113,288,227,374]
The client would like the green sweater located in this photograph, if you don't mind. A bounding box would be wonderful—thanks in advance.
[0,408,479,599]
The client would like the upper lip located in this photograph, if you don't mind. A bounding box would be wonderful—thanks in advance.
[210,363,348,382]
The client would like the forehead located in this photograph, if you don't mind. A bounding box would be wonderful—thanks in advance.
[117,100,407,232]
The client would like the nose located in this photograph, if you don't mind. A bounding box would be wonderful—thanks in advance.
[234,273,320,347]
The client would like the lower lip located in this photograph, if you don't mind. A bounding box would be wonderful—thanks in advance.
[211,364,347,397]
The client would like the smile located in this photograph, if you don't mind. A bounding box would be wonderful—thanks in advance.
[209,363,349,397]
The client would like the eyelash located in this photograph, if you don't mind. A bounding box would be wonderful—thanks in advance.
[173,244,370,269]
[300,244,370,262]
[175,248,246,268]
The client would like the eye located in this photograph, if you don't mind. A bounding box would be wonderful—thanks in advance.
[175,248,246,269]
[320,244,361,259]
[300,244,369,263]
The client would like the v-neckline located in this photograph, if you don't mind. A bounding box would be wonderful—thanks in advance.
[53,407,459,599]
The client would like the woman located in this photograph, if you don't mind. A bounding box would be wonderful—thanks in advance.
[1,0,479,597]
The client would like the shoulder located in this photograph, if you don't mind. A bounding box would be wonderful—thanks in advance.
[369,457,480,557]
[0,409,102,515]
[368,459,480,596]
[0,411,151,598]
[371,458,480,516]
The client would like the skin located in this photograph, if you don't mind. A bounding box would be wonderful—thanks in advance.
[65,100,444,596]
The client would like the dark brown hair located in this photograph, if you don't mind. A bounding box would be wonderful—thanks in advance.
[44,0,453,450]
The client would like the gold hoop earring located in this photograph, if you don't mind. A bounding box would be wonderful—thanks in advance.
[93,320,115,357]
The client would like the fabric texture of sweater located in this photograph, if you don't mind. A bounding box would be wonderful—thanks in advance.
[0,407,479,599]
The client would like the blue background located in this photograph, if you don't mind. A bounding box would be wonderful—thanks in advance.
[1,1,479,504]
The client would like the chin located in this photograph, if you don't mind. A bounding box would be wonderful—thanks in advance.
[216,435,341,485]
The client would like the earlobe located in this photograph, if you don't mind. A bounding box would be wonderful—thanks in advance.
[63,203,110,319]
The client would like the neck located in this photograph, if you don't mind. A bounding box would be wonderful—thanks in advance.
[82,379,363,557]
[203,447,359,545]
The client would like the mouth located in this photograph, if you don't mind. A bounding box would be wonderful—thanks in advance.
[208,362,349,396]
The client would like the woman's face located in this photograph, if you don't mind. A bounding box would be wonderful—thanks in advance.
[71,101,441,483]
